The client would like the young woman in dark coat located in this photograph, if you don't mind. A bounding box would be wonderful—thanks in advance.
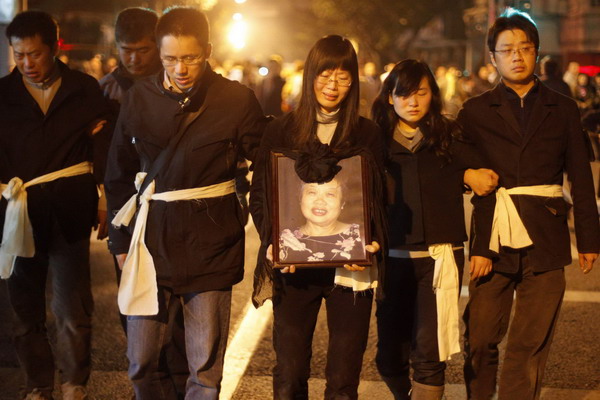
[250,35,386,400]
[371,60,497,400]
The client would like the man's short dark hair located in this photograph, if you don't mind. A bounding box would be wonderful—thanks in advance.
[487,8,539,53]
[115,7,158,44]
[6,10,58,49]
[540,56,560,77]
[156,6,209,48]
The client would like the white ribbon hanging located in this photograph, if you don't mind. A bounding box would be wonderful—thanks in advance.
[112,173,236,316]
[429,243,461,361]
[0,162,93,279]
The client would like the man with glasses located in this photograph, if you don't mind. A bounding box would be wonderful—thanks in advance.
[104,6,267,399]
[458,9,600,400]
[99,8,189,399]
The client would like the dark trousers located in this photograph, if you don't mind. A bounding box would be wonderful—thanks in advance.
[272,270,373,400]
[113,257,189,399]
[463,254,565,400]
[6,222,93,397]
[376,250,464,399]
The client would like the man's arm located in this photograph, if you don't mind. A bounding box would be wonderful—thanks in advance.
[564,100,600,272]
[457,105,498,278]
[238,88,271,164]
[85,77,113,240]
[104,92,140,255]
[249,119,281,244]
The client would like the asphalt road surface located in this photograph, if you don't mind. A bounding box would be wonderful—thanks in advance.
[1,192,599,399]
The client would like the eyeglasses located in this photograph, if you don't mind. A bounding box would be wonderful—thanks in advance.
[494,46,536,58]
[316,74,352,87]
[160,55,204,66]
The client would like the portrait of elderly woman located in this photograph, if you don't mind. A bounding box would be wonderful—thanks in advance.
[275,155,369,266]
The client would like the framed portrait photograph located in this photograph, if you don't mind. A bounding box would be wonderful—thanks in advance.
[271,153,372,268]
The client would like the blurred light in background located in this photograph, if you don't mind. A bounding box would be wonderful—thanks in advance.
[191,0,218,10]
[234,0,247,3]
[228,13,247,50]
[258,66,269,76]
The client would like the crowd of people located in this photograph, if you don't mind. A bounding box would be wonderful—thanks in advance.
[62,30,600,129]
[0,5,598,400]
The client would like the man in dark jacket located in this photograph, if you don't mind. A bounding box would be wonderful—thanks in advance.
[0,11,111,400]
[99,7,162,113]
[459,9,600,400]
[104,7,267,399]
[99,8,189,399]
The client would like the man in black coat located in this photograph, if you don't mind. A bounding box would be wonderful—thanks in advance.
[0,11,111,400]
[104,7,267,399]
[458,9,600,400]
[99,8,189,399]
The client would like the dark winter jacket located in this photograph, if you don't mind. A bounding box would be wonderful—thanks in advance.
[104,66,268,293]
[0,60,111,248]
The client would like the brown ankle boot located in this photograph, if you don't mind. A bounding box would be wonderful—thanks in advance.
[410,381,444,400]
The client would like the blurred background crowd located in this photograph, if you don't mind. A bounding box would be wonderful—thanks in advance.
[1,0,600,134]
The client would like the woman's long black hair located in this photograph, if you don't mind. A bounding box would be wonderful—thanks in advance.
[292,35,360,149]
[371,59,460,162]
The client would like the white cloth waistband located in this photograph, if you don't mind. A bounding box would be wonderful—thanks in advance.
[388,246,464,259]
[0,162,93,279]
[490,185,563,253]
[112,172,236,316]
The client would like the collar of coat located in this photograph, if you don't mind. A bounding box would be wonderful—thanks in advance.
[485,75,563,145]
[152,62,215,106]
[488,76,560,108]
[6,58,89,113]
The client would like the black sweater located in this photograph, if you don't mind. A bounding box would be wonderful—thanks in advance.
[386,132,485,250]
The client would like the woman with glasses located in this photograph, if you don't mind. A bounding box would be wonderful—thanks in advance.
[250,35,386,399]
[371,60,497,400]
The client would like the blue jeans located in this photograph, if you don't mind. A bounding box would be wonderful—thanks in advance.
[6,221,93,398]
[127,286,232,400]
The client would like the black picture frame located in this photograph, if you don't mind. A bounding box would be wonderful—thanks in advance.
[270,152,372,268]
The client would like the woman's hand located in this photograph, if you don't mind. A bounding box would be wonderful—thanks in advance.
[267,244,296,273]
[343,241,380,271]
[464,168,499,196]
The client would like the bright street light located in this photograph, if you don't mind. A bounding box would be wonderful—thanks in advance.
[228,13,247,50]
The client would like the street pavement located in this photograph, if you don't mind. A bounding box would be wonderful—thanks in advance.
[1,194,600,399]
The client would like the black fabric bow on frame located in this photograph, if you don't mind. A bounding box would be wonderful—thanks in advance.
[291,141,341,184]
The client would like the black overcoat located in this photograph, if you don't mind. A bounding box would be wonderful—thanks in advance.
[459,81,600,273]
